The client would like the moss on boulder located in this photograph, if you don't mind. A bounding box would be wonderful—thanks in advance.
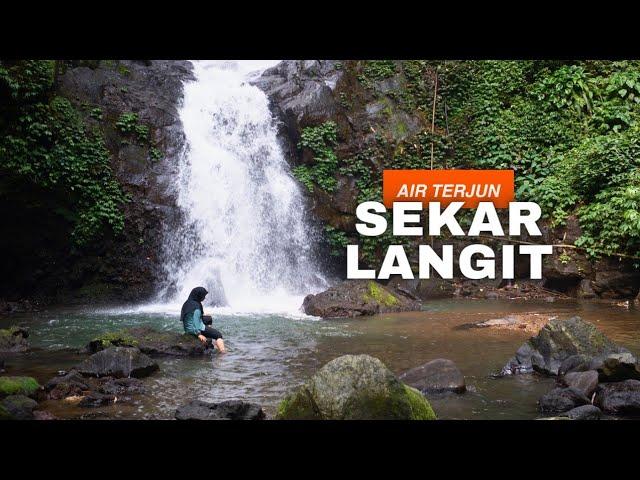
[277,354,436,420]
[0,394,38,420]
[503,316,634,376]
[86,326,208,357]
[0,326,30,353]
[302,280,420,318]
[0,376,41,398]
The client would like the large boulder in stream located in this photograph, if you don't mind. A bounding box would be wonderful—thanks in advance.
[175,400,266,420]
[276,354,436,420]
[85,326,209,357]
[0,326,29,353]
[76,347,159,379]
[302,280,421,318]
[502,316,634,376]
[399,359,466,394]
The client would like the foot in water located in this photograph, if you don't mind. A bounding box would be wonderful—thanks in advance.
[213,338,227,354]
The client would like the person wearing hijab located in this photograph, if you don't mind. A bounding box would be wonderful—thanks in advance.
[180,286,226,353]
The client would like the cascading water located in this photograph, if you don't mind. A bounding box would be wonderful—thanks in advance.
[159,60,327,314]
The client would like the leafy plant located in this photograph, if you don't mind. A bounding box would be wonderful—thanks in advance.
[0,60,127,247]
[293,122,339,192]
[115,112,149,143]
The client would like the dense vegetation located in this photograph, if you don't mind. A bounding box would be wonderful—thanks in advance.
[299,61,640,262]
[0,60,127,247]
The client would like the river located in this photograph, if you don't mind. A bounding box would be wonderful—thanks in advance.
[2,299,639,419]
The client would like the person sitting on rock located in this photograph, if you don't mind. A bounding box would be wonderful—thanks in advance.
[180,286,226,353]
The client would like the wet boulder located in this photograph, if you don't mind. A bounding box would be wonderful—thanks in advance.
[594,352,640,382]
[0,326,29,353]
[399,359,466,394]
[560,370,599,398]
[33,410,58,420]
[302,280,421,318]
[97,377,146,396]
[45,371,90,400]
[594,379,640,416]
[502,316,630,376]
[277,354,436,420]
[0,376,41,399]
[175,400,266,420]
[78,392,117,408]
[86,327,208,357]
[539,387,590,414]
[76,347,159,379]
[558,354,596,376]
[0,394,38,420]
[562,405,602,420]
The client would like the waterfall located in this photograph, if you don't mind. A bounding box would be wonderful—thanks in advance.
[159,60,326,314]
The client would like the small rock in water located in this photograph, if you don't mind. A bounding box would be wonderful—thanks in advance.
[561,370,599,398]
[78,392,117,408]
[98,377,146,396]
[33,410,59,420]
[0,394,38,420]
[0,326,30,353]
[539,387,590,414]
[399,358,466,394]
[562,405,602,420]
[175,400,266,420]
[558,354,595,376]
[595,352,640,382]
[594,379,640,415]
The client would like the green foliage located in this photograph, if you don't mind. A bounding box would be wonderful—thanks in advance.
[358,60,397,88]
[294,122,339,192]
[575,169,640,257]
[149,146,163,162]
[0,60,54,101]
[324,60,640,261]
[442,60,640,258]
[89,107,103,120]
[324,225,349,256]
[116,112,149,143]
[0,60,127,247]
[0,376,41,398]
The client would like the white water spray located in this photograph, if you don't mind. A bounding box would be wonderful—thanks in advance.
[158,60,326,314]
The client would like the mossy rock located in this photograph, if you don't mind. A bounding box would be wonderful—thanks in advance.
[0,326,30,353]
[277,354,436,420]
[86,326,207,357]
[363,281,398,307]
[87,331,140,352]
[302,280,420,318]
[503,316,633,376]
[0,376,41,398]
[0,394,38,420]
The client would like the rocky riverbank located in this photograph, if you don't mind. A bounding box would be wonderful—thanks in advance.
[501,316,640,419]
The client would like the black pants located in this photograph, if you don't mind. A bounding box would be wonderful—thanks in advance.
[200,326,223,341]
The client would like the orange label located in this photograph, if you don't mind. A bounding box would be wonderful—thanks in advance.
[382,169,514,209]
